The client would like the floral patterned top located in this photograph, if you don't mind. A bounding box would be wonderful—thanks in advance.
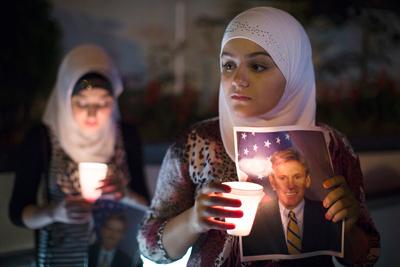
[138,118,380,267]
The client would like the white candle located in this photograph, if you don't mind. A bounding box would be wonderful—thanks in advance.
[78,162,108,202]
[222,181,264,236]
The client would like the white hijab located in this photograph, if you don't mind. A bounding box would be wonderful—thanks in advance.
[219,7,316,160]
[42,44,123,163]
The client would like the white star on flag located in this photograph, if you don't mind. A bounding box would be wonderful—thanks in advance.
[236,130,294,179]
[264,140,271,148]
[253,144,258,152]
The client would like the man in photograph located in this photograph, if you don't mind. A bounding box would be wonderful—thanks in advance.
[88,213,132,267]
[242,148,342,257]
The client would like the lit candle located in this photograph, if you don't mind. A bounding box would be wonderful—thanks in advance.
[78,162,108,202]
[222,181,264,236]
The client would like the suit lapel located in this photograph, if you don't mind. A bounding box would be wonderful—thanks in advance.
[271,198,289,254]
[302,198,319,252]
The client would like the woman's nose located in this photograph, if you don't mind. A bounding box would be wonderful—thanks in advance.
[232,67,249,89]
[87,106,98,117]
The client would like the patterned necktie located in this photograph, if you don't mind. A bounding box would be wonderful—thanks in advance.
[287,210,302,254]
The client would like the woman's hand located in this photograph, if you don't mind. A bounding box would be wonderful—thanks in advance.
[323,175,360,234]
[99,175,128,200]
[51,196,93,224]
[162,182,242,260]
[190,182,243,234]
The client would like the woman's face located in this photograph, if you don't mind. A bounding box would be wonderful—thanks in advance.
[71,88,114,134]
[220,38,286,118]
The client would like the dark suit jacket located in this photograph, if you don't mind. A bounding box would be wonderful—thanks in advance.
[88,243,132,267]
[242,197,342,256]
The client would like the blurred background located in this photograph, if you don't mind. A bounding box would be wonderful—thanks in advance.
[0,0,399,266]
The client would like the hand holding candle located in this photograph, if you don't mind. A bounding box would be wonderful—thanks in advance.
[78,162,108,202]
[190,181,264,236]
[222,181,264,236]
[98,174,129,200]
[190,182,243,234]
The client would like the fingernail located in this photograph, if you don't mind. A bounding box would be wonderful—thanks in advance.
[223,184,231,192]
[325,212,331,220]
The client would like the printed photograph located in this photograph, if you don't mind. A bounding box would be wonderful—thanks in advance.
[89,199,147,267]
[234,126,344,261]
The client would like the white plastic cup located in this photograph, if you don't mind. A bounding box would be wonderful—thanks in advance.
[78,162,108,202]
[222,181,264,236]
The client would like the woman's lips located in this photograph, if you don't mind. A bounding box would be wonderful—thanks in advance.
[231,94,251,101]
[85,121,98,127]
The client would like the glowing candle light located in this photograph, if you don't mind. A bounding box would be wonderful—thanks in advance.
[78,162,108,202]
[222,181,264,236]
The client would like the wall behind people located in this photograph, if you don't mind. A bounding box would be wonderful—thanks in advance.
[1,1,399,173]
[49,0,400,145]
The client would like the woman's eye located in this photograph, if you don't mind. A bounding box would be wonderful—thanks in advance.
[98,101,112,108]
[73,101,112,110]
[74,101,87,108]
[222,61,236,71]
[251,64,267,72]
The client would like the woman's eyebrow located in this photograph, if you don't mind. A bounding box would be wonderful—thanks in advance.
[247,51,271,58]
[221,51,233,57]
[221,51,271,58]
[75,93,87,98]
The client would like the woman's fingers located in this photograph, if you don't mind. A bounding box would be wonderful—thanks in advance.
[323,175,346,189]
[325,195,353,221]
[100,184,119,194]
[203,206,243,218]
[98,176,127,199]
[193,182,244,233]
[201,194,241,208]
[323,184,347,209]
[52,198,92,224]
[201,182,231,194]
[331,204,359,223]
[323,175,360,228]
[201,217,236,231]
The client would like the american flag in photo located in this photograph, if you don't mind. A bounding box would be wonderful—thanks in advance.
[236,130,293,180]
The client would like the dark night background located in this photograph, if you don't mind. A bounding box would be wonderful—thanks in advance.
[0,1,399,266]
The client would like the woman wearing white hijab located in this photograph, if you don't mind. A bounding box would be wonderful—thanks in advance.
[138,7,380,267]
[10,44,149,266]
